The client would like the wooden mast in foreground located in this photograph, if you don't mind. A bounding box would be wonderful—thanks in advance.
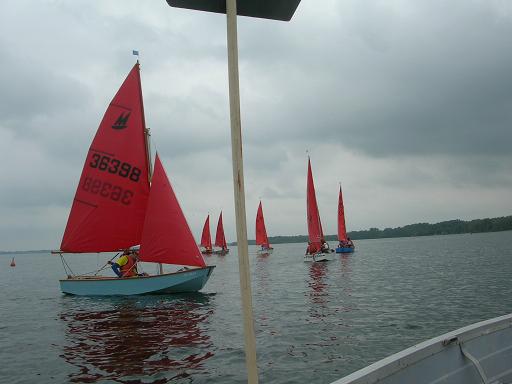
[165,2,302,383]
[225,0,258,382]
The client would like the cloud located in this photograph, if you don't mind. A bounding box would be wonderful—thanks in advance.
[0,0,511,250]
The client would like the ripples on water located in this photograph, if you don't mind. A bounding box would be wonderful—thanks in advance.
[59,295,215,383]
[1,231,512,383]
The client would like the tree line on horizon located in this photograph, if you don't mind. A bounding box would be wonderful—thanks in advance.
[4,215,511,253]
[238,215,512,245]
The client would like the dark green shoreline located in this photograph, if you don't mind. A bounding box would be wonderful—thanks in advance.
[234,215,512,245]
[2,215,511,252]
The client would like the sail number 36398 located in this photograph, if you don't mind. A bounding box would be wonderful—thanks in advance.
[89,153,141,182]
[82,177,133,205]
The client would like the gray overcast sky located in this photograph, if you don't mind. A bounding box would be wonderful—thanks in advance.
[1,0,511,250]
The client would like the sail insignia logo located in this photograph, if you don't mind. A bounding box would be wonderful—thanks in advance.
[112,112,131,130]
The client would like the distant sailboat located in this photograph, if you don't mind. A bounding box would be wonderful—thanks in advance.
[55,62,214,295]
[256,201,273,254]
[305,157,332,262]
[10,257,15,267]
[213,211,229,255]
[335,185,355,253]
[200,215,213,254]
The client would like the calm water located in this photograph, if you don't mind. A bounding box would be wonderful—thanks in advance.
[2,231,512,383]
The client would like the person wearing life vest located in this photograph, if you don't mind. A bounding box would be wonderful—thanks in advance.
[109,250,138,278]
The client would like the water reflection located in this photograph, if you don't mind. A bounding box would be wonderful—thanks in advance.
[307,263,329,321]
[59,294,215,383]
[339,254,353,296]
[255,253,270,292]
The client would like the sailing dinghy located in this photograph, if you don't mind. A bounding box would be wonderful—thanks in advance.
[305,157,333,262]
[200,215,213,254]
[213,211,229,255]
[335,186,355,254]
[255,201,273,254]
[10,257,15,267]
[56,63,214,296]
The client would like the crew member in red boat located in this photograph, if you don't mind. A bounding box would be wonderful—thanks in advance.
[109,250,138,277]
[338,237,354,249]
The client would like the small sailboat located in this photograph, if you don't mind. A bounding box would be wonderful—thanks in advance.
[335,185,355,253]
[213,211,229,255]
[10,257,15,267]
[255,201,273,254]
[305,157,333,262]
[200,215,213,254]
[56,62,214,296]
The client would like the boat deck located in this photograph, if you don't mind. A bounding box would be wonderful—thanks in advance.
[332,313,512,384]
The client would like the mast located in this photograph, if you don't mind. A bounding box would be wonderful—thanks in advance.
[226,0,257,380]
[137,60,162,275]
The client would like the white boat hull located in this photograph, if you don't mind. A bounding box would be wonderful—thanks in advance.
[257,248,273,255]
[60,266,215,296]
[304,253,334,262]
[331,313,512,384]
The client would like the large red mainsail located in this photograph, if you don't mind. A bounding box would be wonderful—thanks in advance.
[60,63,150,253]
[255,201,270,248]
[337,186,348,242]
[200,215,212,249]
[307,157,324,250]
[138,155,206,267]
[214,212,227,249]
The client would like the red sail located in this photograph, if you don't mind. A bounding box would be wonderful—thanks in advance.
[255,201,270,247]
[307,157,324,249]
[60,63,150,253]
[139,155,206,267]
[338,186,348,242]
[200,215,212,249]
[214,212,227,249]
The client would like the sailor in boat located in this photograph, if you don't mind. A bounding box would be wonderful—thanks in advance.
[321,240,331,253]
[108,249,139,278]
[338,237,354,249]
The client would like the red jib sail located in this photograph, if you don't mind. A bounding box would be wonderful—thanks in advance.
[60,63,150,252]
[215,212,227,249]
[255,201,270,248]
[307,157,324,250]
[338,186,348,242]
[200,215,212,249]
[139,154,206,267]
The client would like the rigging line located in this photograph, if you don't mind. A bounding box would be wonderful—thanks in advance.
[93,252,122,276]
[60,255,75,277]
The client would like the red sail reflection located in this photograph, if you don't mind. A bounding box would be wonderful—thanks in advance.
[60,295,214,382]
[307,262,329,310]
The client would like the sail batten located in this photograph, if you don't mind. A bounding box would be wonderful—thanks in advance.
[60,63,150,253]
